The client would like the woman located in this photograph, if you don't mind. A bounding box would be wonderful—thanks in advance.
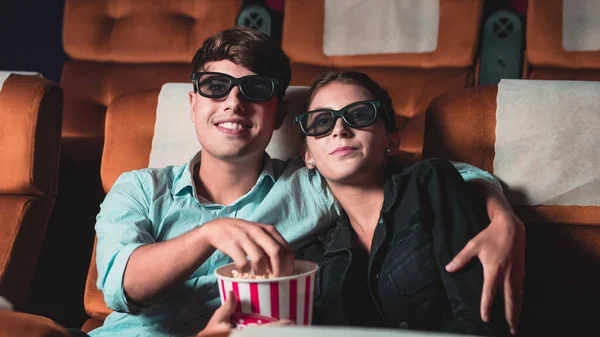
[295,71,507,335]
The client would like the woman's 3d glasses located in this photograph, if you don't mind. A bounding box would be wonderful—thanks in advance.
[295,100,382,137]
[190,72,280,102]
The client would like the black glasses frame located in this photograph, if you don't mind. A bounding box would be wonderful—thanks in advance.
[190,72,280,102]
[295,100,382,137]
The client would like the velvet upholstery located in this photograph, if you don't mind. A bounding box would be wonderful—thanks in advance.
[526,0,600,83]
[63,0,243,63]
[0,311,70,337]
[282,0,482,161]
[423,85,600,336]
[0,75,62,310]
[527,0,600,70]
[27,0,242,327]
[282,0,483,68]
[80,89,167,328]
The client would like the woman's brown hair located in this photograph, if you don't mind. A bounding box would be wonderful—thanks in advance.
[306,71,399,132]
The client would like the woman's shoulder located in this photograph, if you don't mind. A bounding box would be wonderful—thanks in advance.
[390,157,457,179]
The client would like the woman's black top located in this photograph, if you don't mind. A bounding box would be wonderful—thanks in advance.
[298,158,506,336]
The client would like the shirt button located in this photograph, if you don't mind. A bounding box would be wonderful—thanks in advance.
[399,321,409,328]
[375,273,379,280]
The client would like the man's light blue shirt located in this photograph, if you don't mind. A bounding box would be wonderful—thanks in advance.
[90,152,500,337]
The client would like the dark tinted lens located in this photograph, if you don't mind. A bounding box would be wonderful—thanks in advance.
[303,110,334,135]
[241,76,274,100]
[345,103,376,126]
[198,74,232,97]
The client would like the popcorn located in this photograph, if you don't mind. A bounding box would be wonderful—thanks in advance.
[231,270,271,279]
[215,260,319,326]
[231,269,300,279]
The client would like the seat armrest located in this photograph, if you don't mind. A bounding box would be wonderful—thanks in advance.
[0,310,70,337]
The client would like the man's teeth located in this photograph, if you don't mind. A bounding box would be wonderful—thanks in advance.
[218,122,247,130]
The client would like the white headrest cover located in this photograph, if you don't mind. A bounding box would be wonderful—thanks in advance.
[323,0,439,56]
[563,0,600,51]
[149,85,309,168]
[494,79,600,206]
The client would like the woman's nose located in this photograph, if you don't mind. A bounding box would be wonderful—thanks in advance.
[331,117,351,138]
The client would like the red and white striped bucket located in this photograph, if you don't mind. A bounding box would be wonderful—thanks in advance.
[215,260,318,329]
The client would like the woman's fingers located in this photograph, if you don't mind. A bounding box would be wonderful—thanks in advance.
[212,291,237,322]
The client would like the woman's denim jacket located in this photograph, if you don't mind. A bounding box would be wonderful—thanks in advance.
[298,158,506,336]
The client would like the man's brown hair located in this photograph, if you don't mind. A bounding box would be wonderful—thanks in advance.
[192,27,291,100]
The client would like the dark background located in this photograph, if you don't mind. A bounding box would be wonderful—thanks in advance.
[0,0,68,83]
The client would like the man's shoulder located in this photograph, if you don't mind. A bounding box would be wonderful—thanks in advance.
[269,156,306,179]
[113,163,187,195]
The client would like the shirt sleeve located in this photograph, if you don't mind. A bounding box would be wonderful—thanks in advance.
[94,171,155,313]
[269,157,340,241]
[420,159,506,335]
[451,161,503,191]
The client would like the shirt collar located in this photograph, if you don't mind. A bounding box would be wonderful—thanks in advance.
[173,151,276,196]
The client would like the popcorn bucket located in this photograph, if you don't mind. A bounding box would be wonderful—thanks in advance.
[214,260,318,329]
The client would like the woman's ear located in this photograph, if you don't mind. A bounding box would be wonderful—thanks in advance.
[302,146,316,169]
[274,100,289,130]
[386,129,401,156]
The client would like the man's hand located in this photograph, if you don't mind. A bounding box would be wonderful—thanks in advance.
[123,218,293,305]
[201,219,295,277]
[446,210,526,335]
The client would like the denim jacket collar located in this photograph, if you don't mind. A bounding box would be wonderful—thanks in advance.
[322,165,405,255]
[320,210,353,254]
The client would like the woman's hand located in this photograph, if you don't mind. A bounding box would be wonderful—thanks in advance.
[195,291,294,337]
[196,292,238,337]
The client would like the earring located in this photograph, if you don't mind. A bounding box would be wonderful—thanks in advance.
[308,161,316,168]
[386,149,392,153]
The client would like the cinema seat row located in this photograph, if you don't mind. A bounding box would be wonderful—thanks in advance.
[1,1,599,336]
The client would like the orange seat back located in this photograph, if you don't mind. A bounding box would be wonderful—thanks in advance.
[423,84,600,336]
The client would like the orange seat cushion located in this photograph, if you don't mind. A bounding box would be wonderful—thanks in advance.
[282,0,483,68]
[81,317,105,333]
[60,61,190,138]
[83,90,161,325]
[423,84,600,336]
[528,67,600,81]
[527,0,600,69]
[0,75,62,309]
[0,310,70,337]
[63,0,243,63]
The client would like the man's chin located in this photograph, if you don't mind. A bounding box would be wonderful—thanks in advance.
[201,147,264,163]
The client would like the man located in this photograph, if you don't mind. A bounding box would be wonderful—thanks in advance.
[89,27,524,337]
